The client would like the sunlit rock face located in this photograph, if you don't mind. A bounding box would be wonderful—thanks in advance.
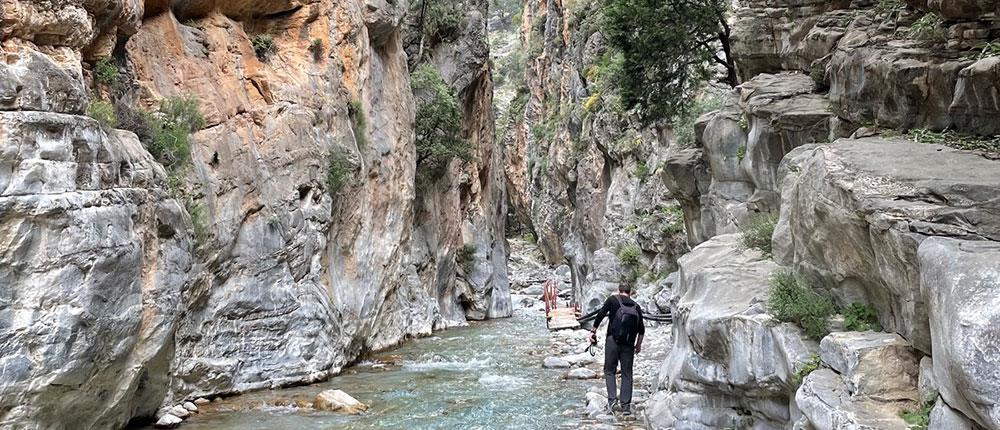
[1,0,507,427]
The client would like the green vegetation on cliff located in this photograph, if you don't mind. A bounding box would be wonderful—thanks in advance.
[739,213,778,257]
[86,99,117,129]
[603,0,735,122]
[768,271,837,340]
[412,63,472,179]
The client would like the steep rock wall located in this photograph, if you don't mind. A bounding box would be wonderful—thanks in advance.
[505,0,687,312]
[651,1,1000,429]
[0,0,508,427]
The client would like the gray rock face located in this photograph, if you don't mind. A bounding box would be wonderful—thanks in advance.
[819,332,920,401]
[647,234,817,429]
[1,0,510,427]
[775,137,1000,352]
[796,369,912,430]
[920,238,1000,430]
[666,72,841,247]
[0,113,190,428]
[501,0,688,304]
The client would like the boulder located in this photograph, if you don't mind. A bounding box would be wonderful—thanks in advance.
[818,332,920,401]
[312,390,367,414]
[566,368,598,380]
[182,401,198,412]
[776,138,1000,352]
[920,238,1000,429]
[653,234,818,428]
[153,414,183,429]
[918,358,939,404]
[542,356,572,369]
[929,397,976,430]
[167,405,190,419]
[795,369,913,430]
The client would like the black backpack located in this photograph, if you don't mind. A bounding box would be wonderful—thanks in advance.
[611,295,641,345]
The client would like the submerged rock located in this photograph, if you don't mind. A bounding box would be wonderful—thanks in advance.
[313,390,368,414]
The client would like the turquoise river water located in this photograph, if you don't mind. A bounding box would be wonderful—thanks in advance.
[162,306,591,429]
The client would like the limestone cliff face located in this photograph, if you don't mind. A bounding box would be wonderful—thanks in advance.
[0,0,507,428]
[648,1,1000,429]
[504,0,687,312]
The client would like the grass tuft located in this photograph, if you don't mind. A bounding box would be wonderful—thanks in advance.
[739,212,778,257]
[767,270,838,340]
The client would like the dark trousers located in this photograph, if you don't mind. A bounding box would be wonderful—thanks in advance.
[603,335,635,406]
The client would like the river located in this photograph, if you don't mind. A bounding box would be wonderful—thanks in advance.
[164,301,593,430]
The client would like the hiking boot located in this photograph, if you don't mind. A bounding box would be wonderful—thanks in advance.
[621,403,632,416]
[607,398,620,413]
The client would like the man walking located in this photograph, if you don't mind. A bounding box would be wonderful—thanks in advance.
[590,282,644,416]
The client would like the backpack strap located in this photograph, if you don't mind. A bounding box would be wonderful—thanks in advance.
[614,294,623,307]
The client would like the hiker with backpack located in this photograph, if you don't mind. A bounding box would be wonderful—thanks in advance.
[589,282,644,416]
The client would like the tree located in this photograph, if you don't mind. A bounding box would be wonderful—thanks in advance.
[411,64,472,178]
[602,0,736,123]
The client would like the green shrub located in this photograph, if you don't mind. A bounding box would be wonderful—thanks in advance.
[144,96,205,171]
[876,0,905,19]
[736,144,747,161]
[456,244,477,273]
[87,99,118,129]
[186,198,210,250]
[348,100,368,149]
[418,0,464,43]
[673,89,723,148]
[93,58,119,86]
[617,244,642,267]
[844,303,882,332]
[309,38,324,61]
[900,401,933,430]
[739,212,778,257]
[907,128,1000,157]
[966,41,1000,61]
[792,355,821,386]
[661,205,685,235]
[634,162,649,181]
[251,34,277,61]
[327,151,353,195]
[768,270,838,340]
[522,232,536,243]
[411,63,471,178]
[905,13,946,41]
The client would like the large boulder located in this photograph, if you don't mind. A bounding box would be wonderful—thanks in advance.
[819,332,920,401]
[919,238,1000,430]
[775,137,1000,353]
[795,369,913,430]
[647,234,817,429]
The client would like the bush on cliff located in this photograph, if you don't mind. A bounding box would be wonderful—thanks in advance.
[147,96,206,170]
[327,151,354,195]
[93,58,119,86]
[603,0,736,122]
[348,100,368,149]
[411,63,471,179]
[87,99,118,129]
[251,34,277,61]
[768,271,837,340]
[738,212,778,257]
[843,303,882,332]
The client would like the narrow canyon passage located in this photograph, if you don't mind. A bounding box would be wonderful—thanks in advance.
[137,240,666,430]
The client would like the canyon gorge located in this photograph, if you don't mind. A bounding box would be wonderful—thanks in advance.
[2,0,1000,429]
